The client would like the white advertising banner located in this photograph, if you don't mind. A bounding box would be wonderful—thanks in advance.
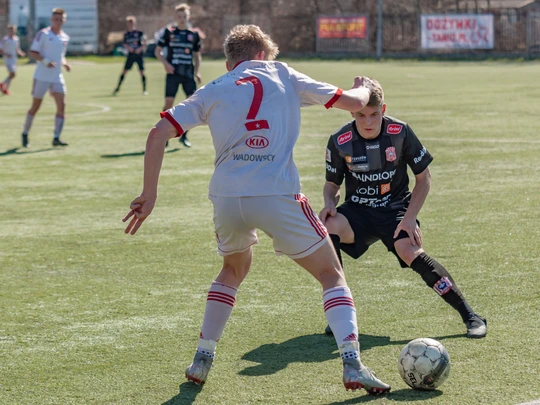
[421,14,494,49]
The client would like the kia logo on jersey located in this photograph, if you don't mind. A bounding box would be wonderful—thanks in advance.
[246,135,269,149]
[337,131,352,145]
[387,124,403,134]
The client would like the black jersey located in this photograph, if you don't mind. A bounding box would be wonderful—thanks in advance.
[157,27,201,78]
[326,116,433,211]
[124,30,144,53]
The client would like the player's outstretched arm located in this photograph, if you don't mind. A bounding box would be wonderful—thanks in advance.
[333,86,370,113]
[123,118,178,235]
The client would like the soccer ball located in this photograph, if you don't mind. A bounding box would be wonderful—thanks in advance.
[398,338,451,390]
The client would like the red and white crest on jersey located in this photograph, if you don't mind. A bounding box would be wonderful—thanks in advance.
[387,124,403,134]
[381,183,391,194]
[337,131,352,145]
[385,146,397,162]
[187,34,194,41]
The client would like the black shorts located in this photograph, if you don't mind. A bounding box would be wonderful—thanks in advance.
[165,74,196,98]
[336,202,420,268]
[124,53,144,71]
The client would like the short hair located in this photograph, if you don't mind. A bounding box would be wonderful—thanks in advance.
[366,78,384,107]
[175,3,191,13]
[223,25,279,65]
[126,15,136,23]
[7,24,17,30]
[52,8,66,17]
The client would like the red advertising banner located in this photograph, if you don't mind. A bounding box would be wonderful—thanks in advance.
[317,16,368,39]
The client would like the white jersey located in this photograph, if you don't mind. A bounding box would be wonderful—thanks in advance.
[30,27,70,83]
[1,35,19,59]
[163,60,342,197]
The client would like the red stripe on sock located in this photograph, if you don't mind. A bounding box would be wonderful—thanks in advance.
[207,297,235,307]
[324,302,356,312]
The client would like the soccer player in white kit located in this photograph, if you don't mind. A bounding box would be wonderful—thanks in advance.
[123,25,391,395]
[1,25,26,95]
[21,8,71,148]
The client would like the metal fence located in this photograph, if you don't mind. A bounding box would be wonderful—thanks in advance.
[99,9,540,58]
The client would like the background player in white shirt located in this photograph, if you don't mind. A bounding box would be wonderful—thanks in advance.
[123,25,392,395]
[21,8,71,148]
[0,25,25,95]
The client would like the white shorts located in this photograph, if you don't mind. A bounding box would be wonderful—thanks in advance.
[32,79,66,99]
[3,58,16,73]
[210,193,328,259]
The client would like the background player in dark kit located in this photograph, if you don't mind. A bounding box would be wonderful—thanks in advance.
[320,78,487,339]
[155,3,201,148]
[113,16,147,96]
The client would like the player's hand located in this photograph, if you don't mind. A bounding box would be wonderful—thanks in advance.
[319,205,337,226]
[164,62,175,74]
[195,72,202,84]
[20,51,26,57]
[352,76,373,90]
[122,194,156,235]
[63,64,71,72]
[47,61,56,68]
[394,216,422,247]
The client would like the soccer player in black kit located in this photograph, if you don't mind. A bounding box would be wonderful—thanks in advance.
[320,78,487,339]
[113,16,147,96]
[155,3,201,148]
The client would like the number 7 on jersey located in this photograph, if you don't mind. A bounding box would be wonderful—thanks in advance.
[235,76,270,131]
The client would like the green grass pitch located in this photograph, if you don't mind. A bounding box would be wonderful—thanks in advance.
[0,57,539,404]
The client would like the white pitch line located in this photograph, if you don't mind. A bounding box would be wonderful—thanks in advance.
[515,400,540,405]
[71,103,111,117]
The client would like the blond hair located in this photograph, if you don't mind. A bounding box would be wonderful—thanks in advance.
[52,8,66,17]
[7,24,16,30]
[126,15,136,23]
[175,3,191,13]
[366,78,384,107]
[223,25,279,65]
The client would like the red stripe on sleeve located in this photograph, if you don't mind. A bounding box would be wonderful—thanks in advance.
[160,111,185,137]
[324,88,343,109]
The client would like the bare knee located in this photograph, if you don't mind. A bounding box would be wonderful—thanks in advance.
[29,100,42,115]
[394,239,424,266]
[10,72,16,79]
[324,213,354,244]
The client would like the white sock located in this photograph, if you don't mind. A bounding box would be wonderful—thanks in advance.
[323,286,360,360]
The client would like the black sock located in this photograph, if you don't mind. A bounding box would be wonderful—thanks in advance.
[410,253,474,323]
[142,75,146,91]
[116,74,125,91]
[329,234,343,268]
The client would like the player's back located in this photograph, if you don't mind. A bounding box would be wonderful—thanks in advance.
[204,61,307,197]
[165,59,339,197]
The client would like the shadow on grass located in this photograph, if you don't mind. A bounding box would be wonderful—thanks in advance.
[240,333,464,377]
[326,388,443,404]
[101,148,181,158]
[0,147,55,156]
[162,382,203,405]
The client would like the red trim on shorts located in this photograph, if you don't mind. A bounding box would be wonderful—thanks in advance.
[324,88,343,109]
[160,111,184,137]
[295,194,326,238]
[218,240,257,254]
[274,234,326,257]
